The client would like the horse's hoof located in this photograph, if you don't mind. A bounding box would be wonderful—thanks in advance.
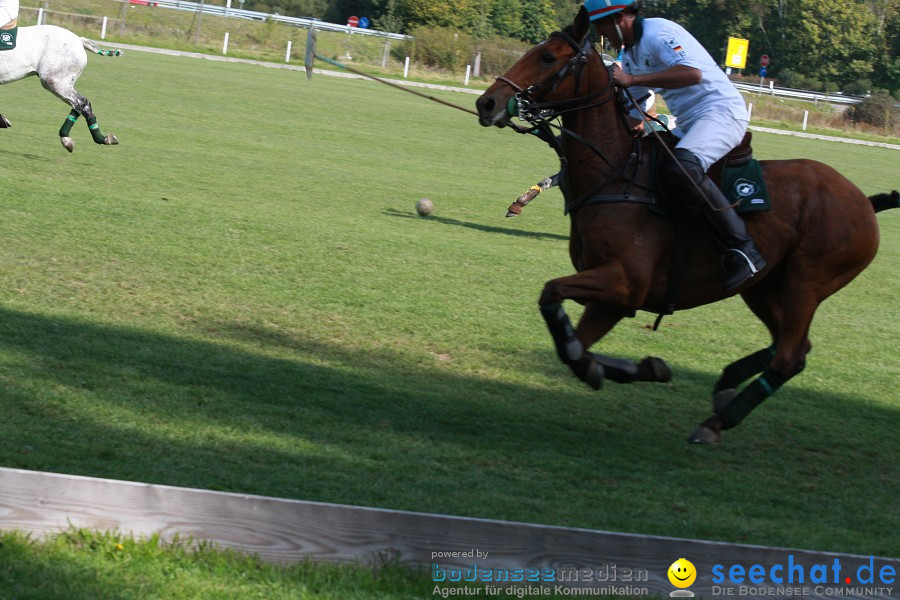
[584,360,604,390]
[712,388,737,413]
[0,115,11,128]
[688,425,722,444]
[638,356,672,382]
[573,356,604,390]
[60,137,74,153]
[104,134,119,145]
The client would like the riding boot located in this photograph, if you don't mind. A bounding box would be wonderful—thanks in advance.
[663,149,767,292]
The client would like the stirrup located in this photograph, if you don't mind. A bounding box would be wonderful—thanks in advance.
[722,247,766,291]
[727,248,761,275]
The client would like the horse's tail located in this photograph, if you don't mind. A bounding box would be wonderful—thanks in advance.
[81,37,123,57]
[870,190,900,213]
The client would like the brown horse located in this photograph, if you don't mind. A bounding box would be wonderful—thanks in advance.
[475,7,898,443]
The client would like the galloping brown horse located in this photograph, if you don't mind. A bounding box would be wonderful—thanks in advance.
[475,7,898,443]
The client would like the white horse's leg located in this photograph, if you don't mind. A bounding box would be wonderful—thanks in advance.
[43,80,118,150]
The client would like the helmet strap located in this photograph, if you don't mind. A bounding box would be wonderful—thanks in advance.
[613,20,625,47]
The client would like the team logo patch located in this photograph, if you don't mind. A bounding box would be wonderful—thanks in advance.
[735,179,757,197]
[735,178,766,204]
[0,33,11,45]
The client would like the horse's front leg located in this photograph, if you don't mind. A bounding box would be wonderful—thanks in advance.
[538,268,671,388]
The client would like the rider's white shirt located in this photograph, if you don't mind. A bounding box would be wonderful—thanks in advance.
[620,17,748,133]
[0,0,19,25]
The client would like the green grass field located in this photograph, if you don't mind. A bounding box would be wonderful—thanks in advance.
[0,48,897,595]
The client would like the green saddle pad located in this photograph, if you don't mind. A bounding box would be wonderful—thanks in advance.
[650,156,770,218]
[723,158,770,213]
[0,27,16,51]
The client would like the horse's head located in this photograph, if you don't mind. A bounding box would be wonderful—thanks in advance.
[476,7,609,128]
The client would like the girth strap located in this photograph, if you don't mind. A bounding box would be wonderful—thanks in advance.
[650,219,700,330]
[576,194,656,208]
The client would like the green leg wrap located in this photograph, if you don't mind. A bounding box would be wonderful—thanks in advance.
[715,345,776,392]
[86,114,106,144]
[718,367,787,429]
[59,110,79,137]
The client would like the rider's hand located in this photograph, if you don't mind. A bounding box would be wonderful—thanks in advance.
[611,65,633,87]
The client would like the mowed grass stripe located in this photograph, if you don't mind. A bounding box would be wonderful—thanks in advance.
[0,50,897,557]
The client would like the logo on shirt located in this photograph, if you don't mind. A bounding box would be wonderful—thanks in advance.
[665,37,686,58]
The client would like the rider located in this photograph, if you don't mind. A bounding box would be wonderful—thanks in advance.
[584,0,766,292]
[0,0,18,51]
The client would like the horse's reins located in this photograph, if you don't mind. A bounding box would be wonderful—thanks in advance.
[499,31,734,213]
[617,83,739,212]
[495,32,624,171]
[495,33,653,209]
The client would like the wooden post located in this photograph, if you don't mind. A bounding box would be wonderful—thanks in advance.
[119,1,128,35]
[381,41,390,68]
[193,0,205,45]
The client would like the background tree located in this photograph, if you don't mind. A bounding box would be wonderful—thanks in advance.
[520,0,558,42]
[245,0,897,93]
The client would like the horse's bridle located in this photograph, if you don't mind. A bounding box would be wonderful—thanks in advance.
[494,30,660,214]
[495,31,616,123]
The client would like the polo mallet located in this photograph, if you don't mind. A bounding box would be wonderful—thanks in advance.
[507,174,559,217]
[304,27,480,118]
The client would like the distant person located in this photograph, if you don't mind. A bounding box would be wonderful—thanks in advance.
[585,0,765,291]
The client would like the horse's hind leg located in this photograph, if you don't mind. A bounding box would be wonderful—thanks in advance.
[58,109,80,152]
[710,345,775,410]
[0,114,11,128]
[689,285,815,444]
[43,80,118,152]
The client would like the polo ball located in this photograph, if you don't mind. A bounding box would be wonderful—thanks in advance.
[415,198,434,217]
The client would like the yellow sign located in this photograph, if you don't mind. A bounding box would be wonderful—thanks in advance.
[725,37,749,69]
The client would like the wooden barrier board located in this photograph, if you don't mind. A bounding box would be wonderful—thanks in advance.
[1,467,896,599]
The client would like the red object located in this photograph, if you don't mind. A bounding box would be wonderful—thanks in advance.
[760,54,770,67]
[347,15,359,27]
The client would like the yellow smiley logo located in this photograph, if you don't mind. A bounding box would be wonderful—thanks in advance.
[668,558,697,588]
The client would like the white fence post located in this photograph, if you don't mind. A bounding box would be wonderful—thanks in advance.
[464,64,471,86]
[403,57,410,78]
[101,16,108,39]
[747,103,753,121]
[802,110,809,131]
[222,32,229,54]
[37,7,44,25]
[285,40,292,62]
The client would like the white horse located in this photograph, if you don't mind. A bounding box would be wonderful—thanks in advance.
[0,24,121,152]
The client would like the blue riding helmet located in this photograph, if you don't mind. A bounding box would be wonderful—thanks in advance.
[583,0,638,21]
